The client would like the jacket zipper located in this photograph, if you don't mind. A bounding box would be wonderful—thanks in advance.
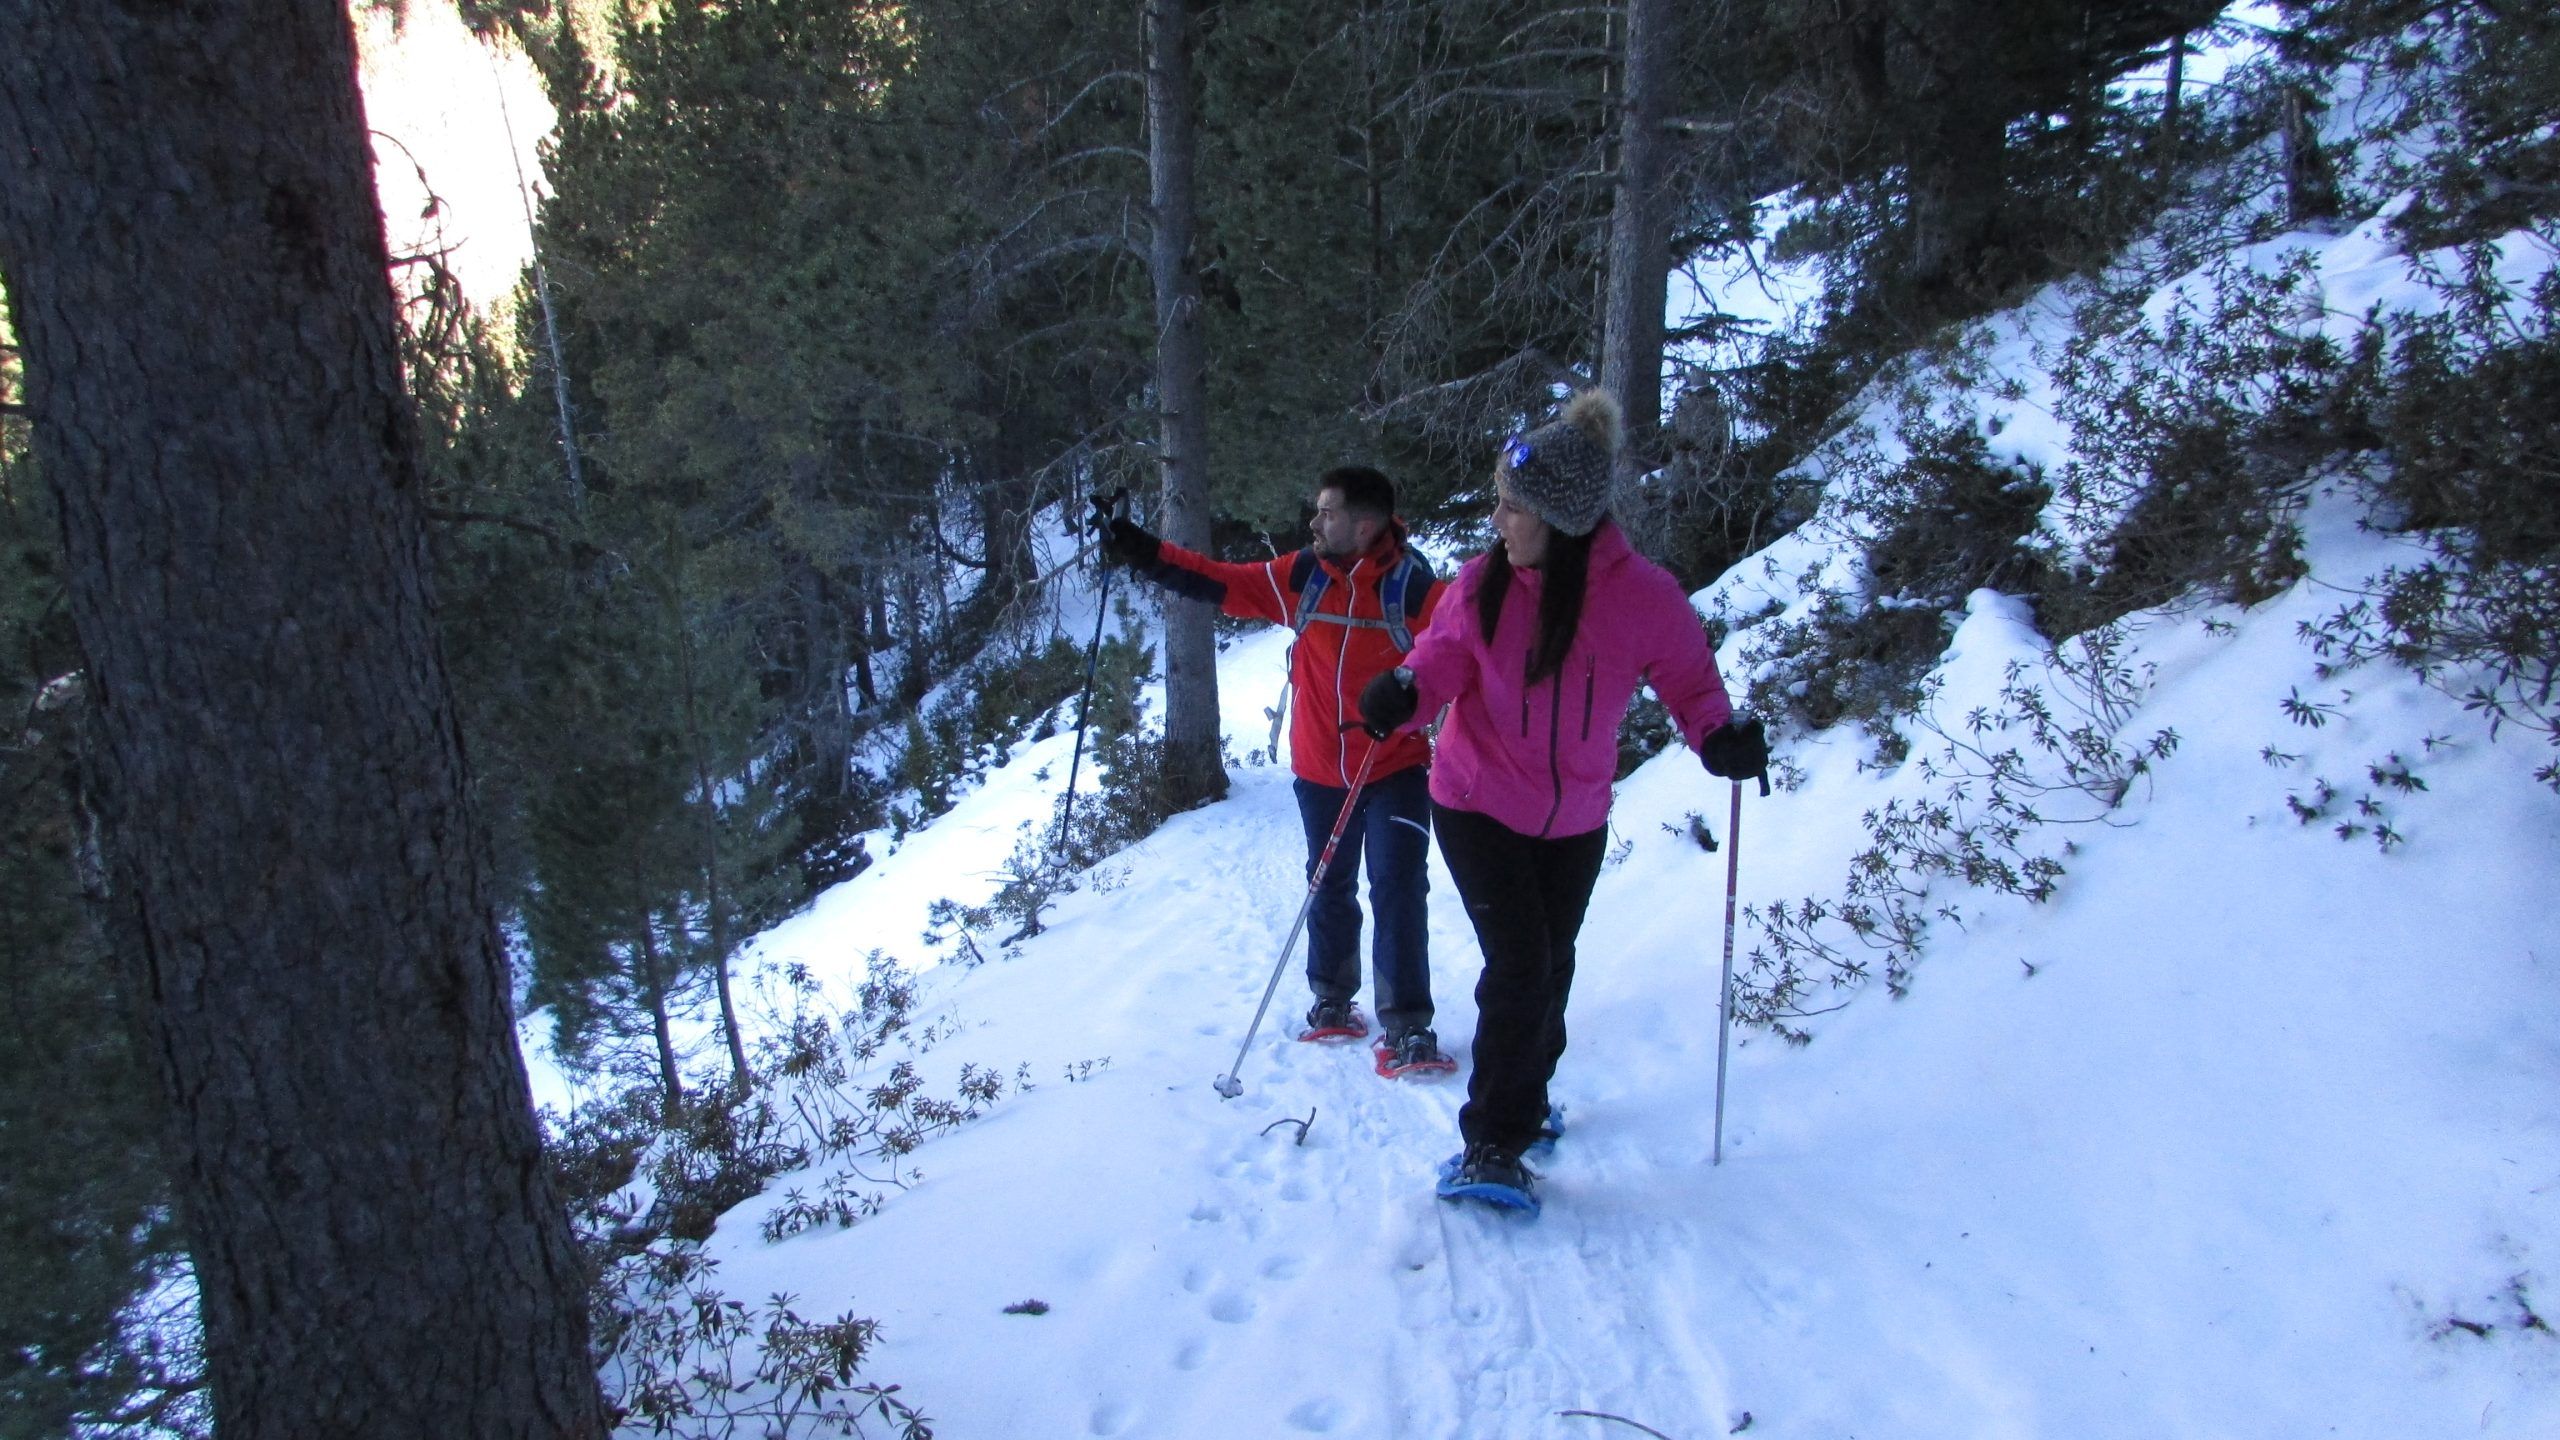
[1334,556,1362,783]
[1580,661,1595,742]
[1538,669,1565,837]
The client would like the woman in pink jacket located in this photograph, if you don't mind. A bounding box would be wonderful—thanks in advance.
[1360,390,1768,1209]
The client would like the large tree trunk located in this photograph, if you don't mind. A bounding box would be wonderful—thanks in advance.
[1600,0,1674,494]
[1903,96,2006,302]
[0,4,605,1437]
[1145,0,1229,809]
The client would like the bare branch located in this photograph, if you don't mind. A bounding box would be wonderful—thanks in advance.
[423,506,602,560]
[1013,67,1143,149]
[1043,144,1150,173]
[1360,345,1591,424]
[1557,1411,1681,1440]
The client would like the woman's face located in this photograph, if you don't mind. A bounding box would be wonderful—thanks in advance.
[1492,474,1552,569]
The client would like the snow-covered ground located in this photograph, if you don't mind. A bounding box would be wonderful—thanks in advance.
[523,25,2560,1433]
[614,507,2560,1438]
[659,554,2558,1437]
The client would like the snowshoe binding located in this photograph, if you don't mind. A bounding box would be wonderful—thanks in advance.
[1436,1144,1539,1215]
[1373,1028,1457,1080]
[1298,999,1369,1043]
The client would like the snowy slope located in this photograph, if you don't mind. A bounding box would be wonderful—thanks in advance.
[646,495,2560,1439]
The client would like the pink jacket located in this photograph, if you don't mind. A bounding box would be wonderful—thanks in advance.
[1403,521,1731,838]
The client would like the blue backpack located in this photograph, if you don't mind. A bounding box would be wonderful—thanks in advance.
[1265,549,1433,762]
[1285,547,1432,651]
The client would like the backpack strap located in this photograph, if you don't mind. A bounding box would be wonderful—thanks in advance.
[1375,552,1432,652]
[1288,549,1433,653]
[1286,550,1326,634]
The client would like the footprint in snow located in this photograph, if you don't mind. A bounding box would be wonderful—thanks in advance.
[1181,1265,1212,1294]
[1259,1252,1305,1281]
[1189,1201,1224,1223]
[1172,1336,1210,1371]
[1088,1399,1137,1435]
[1207,1289,1257,1323]
[1285,1397,1345,1432]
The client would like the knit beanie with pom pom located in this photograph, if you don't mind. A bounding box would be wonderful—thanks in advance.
[1498,389,1621,537]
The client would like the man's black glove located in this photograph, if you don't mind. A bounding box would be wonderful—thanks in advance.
[1699,715,1770,782]
[1357,667,1418,741]
[1088,493,1160,569]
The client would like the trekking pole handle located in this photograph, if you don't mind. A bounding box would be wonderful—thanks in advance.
[1078,486,1132,537]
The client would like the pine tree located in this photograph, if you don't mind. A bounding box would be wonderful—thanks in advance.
[0,3,605,1431]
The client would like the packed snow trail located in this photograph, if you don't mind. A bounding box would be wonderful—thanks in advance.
[725,762,1747,1440]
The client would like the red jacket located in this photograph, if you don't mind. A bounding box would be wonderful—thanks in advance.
[1138,523,1442,787]
[1402,520,1730,837]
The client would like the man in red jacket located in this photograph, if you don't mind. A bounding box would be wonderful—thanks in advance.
[1095,467,1453,1076]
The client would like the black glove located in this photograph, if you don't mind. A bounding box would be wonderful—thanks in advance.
[1089,495,1160,569]
[1357,667,1418,741]
[1699,715,1770,782]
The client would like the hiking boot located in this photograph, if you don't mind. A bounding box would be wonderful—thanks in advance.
[1375,1027,1455,1077]
[1300,999,1367,1040]
[1440,1142,1535,1197]
[1391,1029,1446,1069]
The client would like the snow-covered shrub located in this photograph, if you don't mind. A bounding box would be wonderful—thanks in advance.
[2226,3,2560,791]
[1621,365,1821,590]
[593,1246,930,1440]
[547,955,1014,1435]
[927,629,1185,950]
[2040,251,2355,636]
[2306,251,2560,789]
[2287,0,2560,251]
[1738,623,2174,1039]
[887,629,1098,838]
[1744,409,2052,752]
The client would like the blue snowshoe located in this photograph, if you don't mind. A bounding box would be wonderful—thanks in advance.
[1435,1144,1539,1215]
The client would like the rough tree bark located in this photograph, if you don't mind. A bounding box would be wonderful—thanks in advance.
[1600,0,1675,493]
[1145,0,1229,808]
[0,3,605,1436]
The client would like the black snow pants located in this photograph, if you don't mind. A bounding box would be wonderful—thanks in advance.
[1432,801,1608,1158]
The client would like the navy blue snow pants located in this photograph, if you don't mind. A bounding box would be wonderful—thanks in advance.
[1293,765,1434,1038]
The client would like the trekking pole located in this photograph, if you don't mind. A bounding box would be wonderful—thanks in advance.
[1712,762,1771,1165]
[1053,489,1130,860]
[1215,736,1383,1099]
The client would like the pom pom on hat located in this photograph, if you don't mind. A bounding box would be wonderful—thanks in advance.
[1500,389,1620,536]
